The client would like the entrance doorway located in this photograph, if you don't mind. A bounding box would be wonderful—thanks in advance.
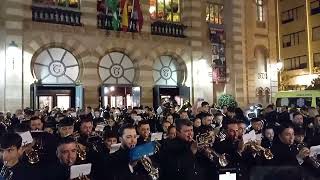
[153,85,190,108]
[30,85,83,111]
[100,86,141,108]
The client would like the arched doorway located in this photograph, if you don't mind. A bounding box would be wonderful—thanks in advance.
[152,55,189,108]
[31,47,83,110]
[98,52,140,108]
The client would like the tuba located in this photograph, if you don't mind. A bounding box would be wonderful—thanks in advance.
[0,162,13,180]
[244,141,273,160]
[196,132,229,167]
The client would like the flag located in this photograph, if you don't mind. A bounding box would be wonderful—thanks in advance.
[106,0,120,30]
[120,0,129,31]
[133,0,143,32]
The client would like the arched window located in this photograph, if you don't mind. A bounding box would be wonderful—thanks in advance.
[149,0,181,22]
[256,0,264,22]
[254,46,268,74]
[256,87,264,103]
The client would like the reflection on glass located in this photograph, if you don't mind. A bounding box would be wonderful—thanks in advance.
[150,0,157,19]
[116,96,123,107]
[57,96,70,110]
[172,0,180,22]
[111,96,116,108]
[103,96,108,108]
[132,87,141,107]
[127,94,132,107]
[157,0,165,20]
[39,96,53,111]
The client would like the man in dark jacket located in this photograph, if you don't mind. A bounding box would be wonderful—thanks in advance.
[160,118,205,180]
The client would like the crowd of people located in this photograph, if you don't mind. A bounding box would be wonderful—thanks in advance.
[0,101,319,180]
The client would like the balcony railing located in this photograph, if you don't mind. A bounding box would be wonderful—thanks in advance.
[32,5,81,26]
[97,14,138,32]
[151,21,186,38]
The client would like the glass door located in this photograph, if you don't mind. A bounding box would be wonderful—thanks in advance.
[57,95,71,110]
[102,86,141,108]
[39,96,53,111]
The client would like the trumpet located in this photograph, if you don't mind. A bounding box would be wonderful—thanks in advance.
[196,132,229,167]
[0,162,13,180]
[296,143,320,168]
[244,141,273,160]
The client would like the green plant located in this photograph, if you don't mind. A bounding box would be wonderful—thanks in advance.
[217,94,238,108]
[306,75,320,90]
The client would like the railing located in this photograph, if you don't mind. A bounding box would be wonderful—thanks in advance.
[151,21,186,38]
[32,5,81,26]
[97,14,138,32]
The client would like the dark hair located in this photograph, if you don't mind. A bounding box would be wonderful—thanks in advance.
[57,136,76,147]
[137,120,150,128]
[266,104,274,109]
[175,119,193,131]
[294,127,306,136]
[103,131,118,140]
[80,117,93,125]
[251,117,262,123]
[278,123,294,135]
[162,120,171,125]
[30,116,41,121]
[214,112,223,117]
[293,112,303,119]
[227,107,235,113]
[0,133,22,149]
[201,113,213,120]
[118,123,136,137]
[167,125,176,132]
[226,118,238,126]
[201,101,209,107]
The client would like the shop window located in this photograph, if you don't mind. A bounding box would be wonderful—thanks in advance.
[206,3,224,25]
[150,0,181,22]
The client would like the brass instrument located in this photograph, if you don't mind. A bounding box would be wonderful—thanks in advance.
[244,141,273,160]
[296,143,320,168]
[25,148,40,164]
[196,132,229,167]
[69,132,87,161]
[0,162,13,180]
[139,142,160,180]
[177,101,191,113]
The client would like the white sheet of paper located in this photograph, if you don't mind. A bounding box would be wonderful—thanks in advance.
[95,124,105,132]
[219,172,237,180]
[243,130,256,144]
[70,112,77,117]
[18,131,33,146]
[310,145,320,157]
[151,132,163,141]
[70,163,92,179]
[110,143,121,154]
[255,133,262,141]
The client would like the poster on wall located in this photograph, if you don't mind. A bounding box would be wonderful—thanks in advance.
[209,25,226,83]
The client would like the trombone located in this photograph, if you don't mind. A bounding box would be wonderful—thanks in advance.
[243,141,273,160]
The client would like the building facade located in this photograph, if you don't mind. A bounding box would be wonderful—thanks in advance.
[0,0,278,112]
[278,0,320,90]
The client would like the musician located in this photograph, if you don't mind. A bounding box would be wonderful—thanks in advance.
[198,113,214,135]
[0,133,35,180]
[308,115,320,146]
[160,118,205,180]
[57,117,75,138]
[161,120,171,136]
[103,131,118,151]
[271,124,309,166]
[109,123,150,180]
[261,126,274,149]
[137,120,151,145]
[237,120,247,139]
[49,137,89,180]
[29,116,44,131]
[250,118,263,134]
[167,125,176,140]
[179,111,189,120]
[292,113,305,129]
[213,119,242,167]
[193,118,201,137]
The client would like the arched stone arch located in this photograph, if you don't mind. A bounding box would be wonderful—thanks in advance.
[25,35,89,82]
[93,42,144,85]
[147,46,189,86]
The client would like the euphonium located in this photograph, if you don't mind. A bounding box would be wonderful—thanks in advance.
[244,141,273,160]
[140,157,159,180]
[0,162,13,180]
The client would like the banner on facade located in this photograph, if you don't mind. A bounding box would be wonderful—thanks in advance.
[209,26,226,83]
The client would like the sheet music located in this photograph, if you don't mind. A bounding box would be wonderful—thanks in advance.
[219,172,237,180]
[151,132,163,141]
[70,163,92,179]
[243,130,256,144]
[310,145,320,157]
[18,131,33,146]
[110,143,121,154]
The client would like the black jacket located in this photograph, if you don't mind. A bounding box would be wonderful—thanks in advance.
[159,138,205,180]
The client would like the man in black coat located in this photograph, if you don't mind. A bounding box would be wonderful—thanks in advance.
[159,118,205,180]
[109,123,150,180]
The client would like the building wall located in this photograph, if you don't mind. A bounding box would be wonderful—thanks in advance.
[278,0,320,90]
[0,0,278,112]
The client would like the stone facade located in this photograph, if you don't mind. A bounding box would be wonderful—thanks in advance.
[0,0,278,112]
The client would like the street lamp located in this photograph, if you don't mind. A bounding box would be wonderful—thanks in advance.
[275,61,283,72]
